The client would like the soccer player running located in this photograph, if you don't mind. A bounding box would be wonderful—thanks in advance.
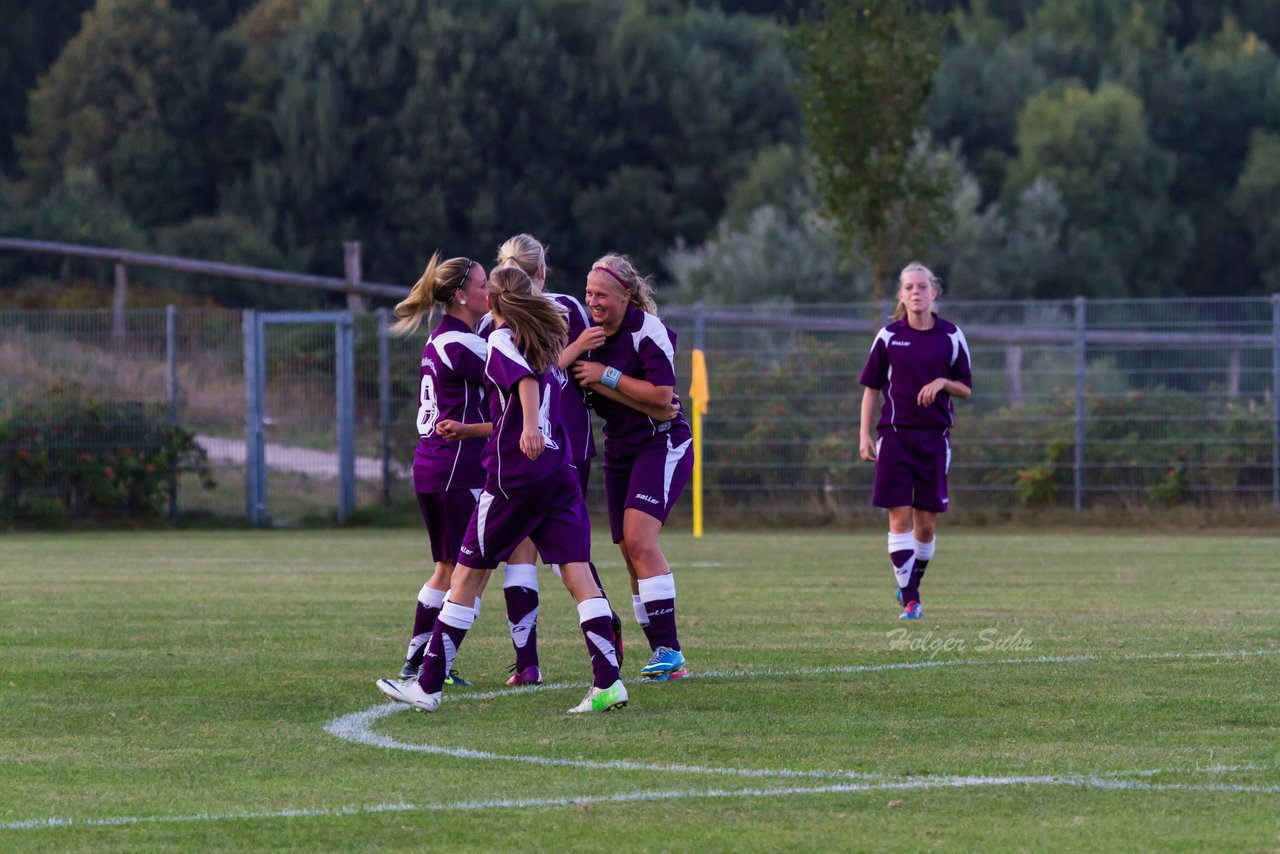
[386,253,492,686]
[570,254,693,681]
[858,262,972,620]
[378,265,626,714]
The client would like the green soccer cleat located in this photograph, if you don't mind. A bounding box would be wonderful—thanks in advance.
[567,679,628,714]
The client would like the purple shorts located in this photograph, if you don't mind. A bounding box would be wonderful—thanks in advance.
[457,466,592,570]
[603,435,693,543]
[417,489,481,563]
[872,429,951,512]
[573,459,592,497]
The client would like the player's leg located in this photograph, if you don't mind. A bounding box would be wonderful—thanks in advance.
[575,460,624,664]
[402,565,449,679]
[911,513,937,600]
[503,538,542,685]
[871,432,919,616]
[605,461,653,649]
[904,430,949,617]
[888,507,920,618]
[377,563,491,712]
[530,468,625,713]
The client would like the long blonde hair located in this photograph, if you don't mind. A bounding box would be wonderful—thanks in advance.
[591,252,657,314]
[495,233,547,281]
[391,252,473,335]
[890,261,942,321]
[488,265,567,374]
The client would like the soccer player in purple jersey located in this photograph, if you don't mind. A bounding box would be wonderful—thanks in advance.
[386,253,492,686]
[571,253,693,681]
[485,235,676,686]
[858,262,972,620]
[377,265,626,714]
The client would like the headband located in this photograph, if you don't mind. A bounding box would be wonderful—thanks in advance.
[592,265,630,291]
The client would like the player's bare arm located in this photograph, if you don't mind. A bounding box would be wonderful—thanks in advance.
[917,378,972,406]
[859,386,879,462]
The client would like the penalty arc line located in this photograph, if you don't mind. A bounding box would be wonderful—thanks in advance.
[5,647,1276,832]
[324,647,1279,779]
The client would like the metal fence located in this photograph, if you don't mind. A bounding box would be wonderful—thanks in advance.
[2,296,1278,526]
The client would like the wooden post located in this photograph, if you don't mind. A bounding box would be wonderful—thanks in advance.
[1005,343,1024,404]
[344,241,366,313]
[113,263,128,342]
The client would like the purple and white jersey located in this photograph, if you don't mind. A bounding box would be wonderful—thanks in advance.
[587,304,690,463]
[483,326,572,495]
[547,292,597,464]
[412,314,488,493]
[859,315,972,431]
[479,294,596,464]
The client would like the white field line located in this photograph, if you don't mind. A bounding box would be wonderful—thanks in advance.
[6,647,1277,833]
[7,773,1280,832]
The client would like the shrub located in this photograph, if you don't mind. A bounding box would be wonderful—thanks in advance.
[0,389,214,522]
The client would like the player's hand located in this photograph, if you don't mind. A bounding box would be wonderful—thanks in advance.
[575,326,606,353]
[435,420,462,442]
[918,378,948,406]
[520,426,545,460]
[571,360,603,387]
[859,434,876,462]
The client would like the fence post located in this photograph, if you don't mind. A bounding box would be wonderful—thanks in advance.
[377,308,392,509]
[336,312,356,523]
[1273,293,1279,507]
[1074,296,1086,512]
[243,310,265,526]
[166,305,179,522]
[344,241,366,313]
[112,263,128,342]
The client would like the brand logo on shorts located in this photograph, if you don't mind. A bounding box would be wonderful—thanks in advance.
[635,493,661,505]
[460,545,475,555]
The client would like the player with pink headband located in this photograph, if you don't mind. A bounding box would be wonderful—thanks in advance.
[570,253,692,681]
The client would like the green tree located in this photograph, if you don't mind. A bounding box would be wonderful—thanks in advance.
[235,0,800,283]
[0,0,94,172]
[16,0,220,227]
[795,0,949,299]
[1229,131,1280,291]
[1004,81,1190,297]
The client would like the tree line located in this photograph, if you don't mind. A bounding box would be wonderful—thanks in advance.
[2,0,1278,308]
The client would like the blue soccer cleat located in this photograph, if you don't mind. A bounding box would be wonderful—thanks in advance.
[640,646,687,681]
[899,601,923,620]
[443,668,472,687]
[896,588,904,605]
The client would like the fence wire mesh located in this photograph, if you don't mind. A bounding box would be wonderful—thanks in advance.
[2,297,1277,526]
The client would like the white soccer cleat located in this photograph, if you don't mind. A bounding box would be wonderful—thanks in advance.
[376,677,441,712]
[567,678,628,714]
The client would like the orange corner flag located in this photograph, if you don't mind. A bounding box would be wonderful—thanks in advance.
[689,349,709,414]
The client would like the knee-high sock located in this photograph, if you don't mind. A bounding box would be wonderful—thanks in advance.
[578,596,620,689]
[405,584,447,668]
[503,563,540,670]
[889,531,917,605]
[638,573,679,651]
[419,599,474,693]
[912,537,935,590]
[632,594,656,650]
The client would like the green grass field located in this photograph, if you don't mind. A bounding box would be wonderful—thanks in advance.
[2,529,1278,851]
